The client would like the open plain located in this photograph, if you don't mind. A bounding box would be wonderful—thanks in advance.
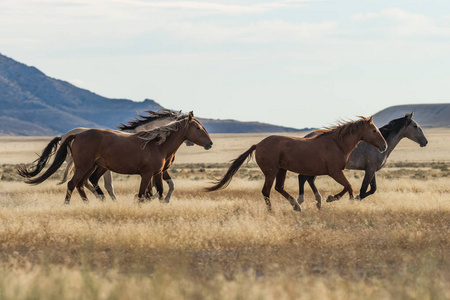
[0,129,449,299]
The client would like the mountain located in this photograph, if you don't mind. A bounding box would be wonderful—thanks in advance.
[0,53,164,135]
[197,118,301,133]
[0,53,301,136]
[372,104,450,128]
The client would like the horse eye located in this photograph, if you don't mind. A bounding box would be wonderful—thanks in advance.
[372,129,376,133]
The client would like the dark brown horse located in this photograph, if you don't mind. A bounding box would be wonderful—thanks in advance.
[20,112,212,204]
[206,117,387,212]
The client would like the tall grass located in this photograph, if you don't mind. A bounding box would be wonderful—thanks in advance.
[0,174,449,299]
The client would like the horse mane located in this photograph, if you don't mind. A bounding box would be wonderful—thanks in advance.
[313,117,371,139]
[379,115,411,139]
[134,116,189,148]
[117,109,184,131]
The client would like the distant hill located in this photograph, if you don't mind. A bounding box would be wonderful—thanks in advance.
[197,118,302,133]
[372,104,450,128]
[0,53,301,135]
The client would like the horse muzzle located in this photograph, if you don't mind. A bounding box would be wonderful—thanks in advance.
[204,141,213,150]
[379,143,387,153]
[420,140,428,147]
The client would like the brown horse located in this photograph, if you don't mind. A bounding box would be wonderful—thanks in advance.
[206,117,387,212]
[18,109,191,202]
[20,112,212,204]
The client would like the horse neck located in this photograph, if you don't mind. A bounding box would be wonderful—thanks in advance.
[382,127,406,159]
[333,128,364,156]
[157,122,188,156]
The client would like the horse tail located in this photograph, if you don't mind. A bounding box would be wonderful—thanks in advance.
[205,145,256,192]
[23,135,76,185]
[59,156,74,185]
[17,136,62,178]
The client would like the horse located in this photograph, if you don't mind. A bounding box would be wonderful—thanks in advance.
[297,112,428,203]
[19,112,212,204]
[206,117,387,212]
[18,109,191,202]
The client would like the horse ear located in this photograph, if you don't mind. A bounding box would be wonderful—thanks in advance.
[405,111,413,122]
[188,111,194,121]
[368,116,373,123]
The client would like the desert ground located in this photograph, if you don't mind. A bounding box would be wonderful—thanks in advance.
[0,129,449,299]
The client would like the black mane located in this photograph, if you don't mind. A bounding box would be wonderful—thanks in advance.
[379,115,411,139]
[117,109,183,131]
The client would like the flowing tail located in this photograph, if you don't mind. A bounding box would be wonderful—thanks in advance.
[21,135,76,185]
[17,136,62,178]
[59,156,74,185]
[205,145,256,191]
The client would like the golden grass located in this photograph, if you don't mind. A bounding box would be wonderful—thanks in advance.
[0,128,450,299]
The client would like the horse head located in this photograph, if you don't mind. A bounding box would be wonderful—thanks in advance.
[185,112,213,150]
[361,117,387,153]
[404,112,428,147]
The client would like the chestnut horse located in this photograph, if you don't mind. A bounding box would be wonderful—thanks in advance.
[206,117,387,212]
[18,109,190,202]
[20,112,212,204]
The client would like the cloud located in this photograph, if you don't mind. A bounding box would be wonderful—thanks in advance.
[353,8,450,37]
[61,0,318,15]
[164,20,337,44]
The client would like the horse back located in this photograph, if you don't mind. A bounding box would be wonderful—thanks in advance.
[71,129,147,161]
[255,135,347,176]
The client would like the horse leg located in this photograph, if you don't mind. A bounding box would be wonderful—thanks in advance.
[307,176,322,210]
[65,165,94,204]
[76,166,98,203]
[84,180,104,200]
[65,179,76,205]
[88,166,109,201]
[297,175,308,205]
[364,175,377,199]
[102,170,117,200]
[153,173,164,202]
[261,172,277,212]
[356,169,375,200]
[275,169,301,211]
[144,177,153,200]
[326,170,354,202]
[163,171,174,203]
[76,181,89,203]
[138,173,154,202]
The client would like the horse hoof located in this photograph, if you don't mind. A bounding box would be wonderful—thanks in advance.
[294,205,302,212]
[326,195,334,202]
[355,195,361,200]
[316,202,321,210]
[297,197,304,205]
[64,200,70,205]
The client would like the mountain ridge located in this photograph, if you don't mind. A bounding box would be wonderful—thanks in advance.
[0,53,300,135]
[372,103,450,128]
[0,53,448,135]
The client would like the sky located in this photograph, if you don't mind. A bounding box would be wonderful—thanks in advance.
[1,0,450,129]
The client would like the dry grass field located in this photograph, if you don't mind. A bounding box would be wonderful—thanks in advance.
[0,129,449,299]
